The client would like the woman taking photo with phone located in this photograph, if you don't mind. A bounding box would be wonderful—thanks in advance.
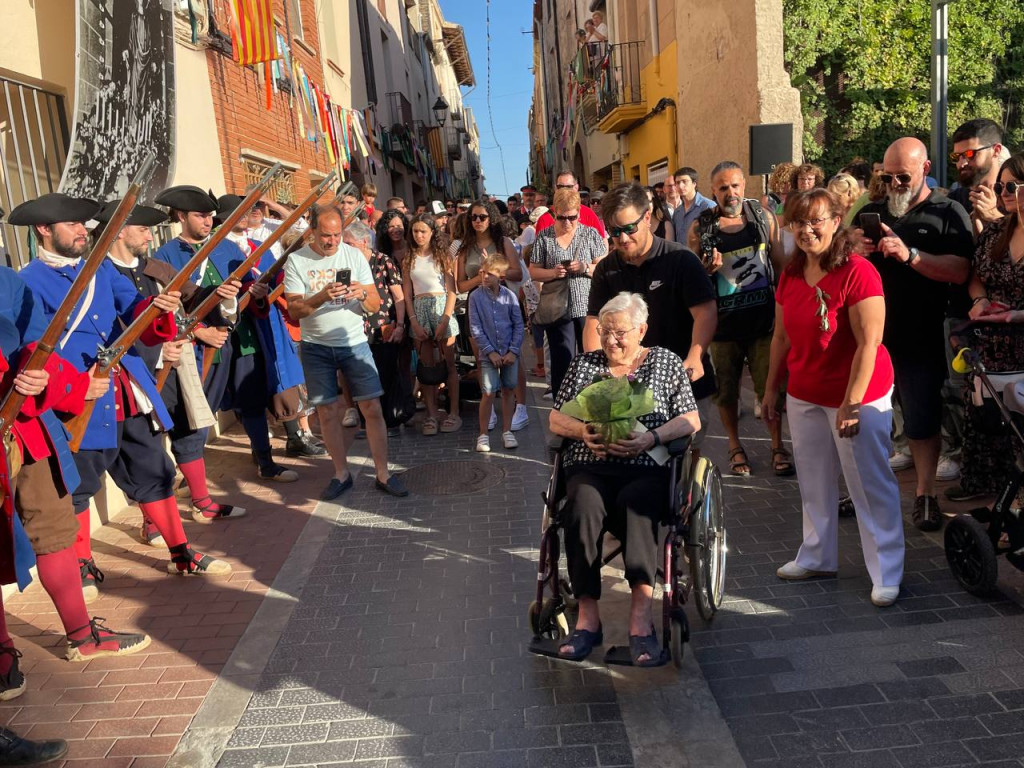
[404,214,460,434]
[762,188,904,607]
[950,154,1024,502]
[528,188,607,396]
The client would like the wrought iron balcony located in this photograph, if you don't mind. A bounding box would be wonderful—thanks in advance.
[596,41,645,133]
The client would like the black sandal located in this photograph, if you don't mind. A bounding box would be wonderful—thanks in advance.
[729,446,751,477]
[557,626,603,661]
[628,628,667,668]
[772,448,796,477]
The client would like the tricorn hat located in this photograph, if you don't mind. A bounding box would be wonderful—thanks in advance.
[214,194,247,225]
[154,185,219,213]
[7,193,100,226]
[95,201,168,227]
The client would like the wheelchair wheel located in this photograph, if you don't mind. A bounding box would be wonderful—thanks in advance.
[669,612,689,669]
[945,515,999,596]
[528,599,569,640]
[689,459,727,621]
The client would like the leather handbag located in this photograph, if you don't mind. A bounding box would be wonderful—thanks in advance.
[416,339,449,386]
[531,276,569,327]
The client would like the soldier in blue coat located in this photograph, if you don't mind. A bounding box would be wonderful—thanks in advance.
[0,258,150,701]
[8,194,233,600]
[153,186,306,481]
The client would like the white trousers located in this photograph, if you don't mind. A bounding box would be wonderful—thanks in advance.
[787,391,905,588]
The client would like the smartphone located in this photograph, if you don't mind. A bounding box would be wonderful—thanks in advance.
[560,259,572,269]
[335,268,351,286]
[859,212,883,245]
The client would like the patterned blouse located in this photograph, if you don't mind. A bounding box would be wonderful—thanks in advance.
[971,219,1024,371]
[363,251,402,344]
[554,347,697,471]
[530,225,605,319]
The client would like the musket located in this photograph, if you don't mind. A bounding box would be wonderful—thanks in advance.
[64,162,284,450]
[0,154,157,444]
[156,170,338,389]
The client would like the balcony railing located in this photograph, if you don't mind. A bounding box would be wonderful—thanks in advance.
[386,91,413,129]
[596,41,644,122]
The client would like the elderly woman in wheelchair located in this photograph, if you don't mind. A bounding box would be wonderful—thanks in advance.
[547,292,701,665]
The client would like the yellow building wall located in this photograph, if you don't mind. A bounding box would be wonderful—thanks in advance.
[621,41,678,185]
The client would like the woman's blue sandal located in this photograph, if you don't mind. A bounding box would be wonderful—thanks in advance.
[627,628,668,668]
[556,626,603,661]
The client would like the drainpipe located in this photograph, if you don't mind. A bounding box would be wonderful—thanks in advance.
[649,0,660,78]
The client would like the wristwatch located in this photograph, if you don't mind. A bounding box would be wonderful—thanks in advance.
[360,289,368,301]
[906,247,920,266]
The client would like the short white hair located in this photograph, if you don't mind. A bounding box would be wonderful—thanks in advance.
[598,292,649,327]
[344,220,374,244]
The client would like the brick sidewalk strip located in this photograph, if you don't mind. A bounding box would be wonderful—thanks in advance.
[693,403,1024,768]
[0,427,333,767]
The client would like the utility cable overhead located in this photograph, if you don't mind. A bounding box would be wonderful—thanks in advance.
[485,0,511,195]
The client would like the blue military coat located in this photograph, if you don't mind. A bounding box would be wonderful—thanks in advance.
[19,260,174,451]
[153,237,304,394]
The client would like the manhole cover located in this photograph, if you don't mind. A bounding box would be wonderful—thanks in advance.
[399,460,506,496]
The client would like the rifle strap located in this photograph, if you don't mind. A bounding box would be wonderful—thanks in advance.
[60,275,97,351]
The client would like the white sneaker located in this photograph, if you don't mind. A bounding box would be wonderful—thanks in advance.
[488,407,497,431]
[871,585,900,607]
[511,404,529,431]
[935,456,961,482]
[889,450,913,471]
[776,561,836,580]
[476,435,491,452]
[753,400,762,420]
[342,407,359,428]
[502,431,518,449]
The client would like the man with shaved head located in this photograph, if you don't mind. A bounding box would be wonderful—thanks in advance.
[855,137,973,532]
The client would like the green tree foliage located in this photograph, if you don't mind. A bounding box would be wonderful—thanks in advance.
[783,0,1024,178]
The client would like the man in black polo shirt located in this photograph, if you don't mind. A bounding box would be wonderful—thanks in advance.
[587,182,718,446]
[857,137,973,532]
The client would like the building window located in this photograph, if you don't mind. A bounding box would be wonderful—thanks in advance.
[287,0,304,40]
[243,158,297,205]
[646,160,668,187]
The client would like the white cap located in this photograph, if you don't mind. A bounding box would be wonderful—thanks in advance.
[430,200,446,215]
[529,206,549,224]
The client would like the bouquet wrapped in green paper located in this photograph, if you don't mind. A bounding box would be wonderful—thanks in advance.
[559,373,657,444]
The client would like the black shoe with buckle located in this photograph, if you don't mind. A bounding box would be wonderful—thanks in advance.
[79,558,104,604]
[0,646,25,702]
[167,544,232,575]
[913,494,942,532]
[0,725,67,766]
[285,430,327,457]
[65,618,152,663]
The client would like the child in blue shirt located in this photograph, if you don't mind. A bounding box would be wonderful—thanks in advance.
[469,253,525,452]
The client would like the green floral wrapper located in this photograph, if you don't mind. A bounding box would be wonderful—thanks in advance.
[559,373,656,444]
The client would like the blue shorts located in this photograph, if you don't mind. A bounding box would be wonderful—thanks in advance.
[480,358,518,394]
[300,340,383,406]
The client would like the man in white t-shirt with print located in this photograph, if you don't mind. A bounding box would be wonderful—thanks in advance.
[284,205,409,500]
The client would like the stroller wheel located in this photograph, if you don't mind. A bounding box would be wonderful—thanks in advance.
[838,496,856,518]
[528,599,569,640]
[669,612,689,669]
[945,514,999,596]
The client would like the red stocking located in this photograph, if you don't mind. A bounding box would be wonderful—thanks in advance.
[179,458,224,516]
[35,547,91,641]
[73,510,92,562]
[138,497,187,549]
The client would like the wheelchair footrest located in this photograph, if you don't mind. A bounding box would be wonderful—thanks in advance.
[527,637,574,660]
[604,645,669,668]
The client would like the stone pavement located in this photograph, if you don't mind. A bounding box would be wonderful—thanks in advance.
[3,375,1024,767]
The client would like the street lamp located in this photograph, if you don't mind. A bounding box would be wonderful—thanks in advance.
[931,0,958,185]
[432,96,449,127]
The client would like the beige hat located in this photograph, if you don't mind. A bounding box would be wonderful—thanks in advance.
[529,206,549,224]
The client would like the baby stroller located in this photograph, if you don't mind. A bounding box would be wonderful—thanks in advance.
[943,340,1024,596]
[527,435,726,668]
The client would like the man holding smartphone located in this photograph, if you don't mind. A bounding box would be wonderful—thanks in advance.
[284,205,408,501]
[855,137,973,532]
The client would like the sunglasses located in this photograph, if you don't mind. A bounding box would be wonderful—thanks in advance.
[950,144,994,163]
[994,181,1022,196]
[555,214,579,222]
[470,213,489,222]
[555,184,575,190]
[879,172,913,186]
[607,212,645,238]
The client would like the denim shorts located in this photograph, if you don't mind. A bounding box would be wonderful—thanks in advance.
[300,340,383,406]
[479,358,518,394]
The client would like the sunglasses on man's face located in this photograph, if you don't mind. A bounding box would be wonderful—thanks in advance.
[994,180,1023,196]
[950,145,994,163]
[607,212,645,238]
[880,172,913,186]
[470,213,490,222]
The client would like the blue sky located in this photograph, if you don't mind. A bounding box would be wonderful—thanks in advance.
[439,0,534,197]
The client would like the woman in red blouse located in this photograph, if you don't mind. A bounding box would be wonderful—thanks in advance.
[762,189,905,607]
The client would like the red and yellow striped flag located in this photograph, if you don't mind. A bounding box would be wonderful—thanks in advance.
[228,0,279,66]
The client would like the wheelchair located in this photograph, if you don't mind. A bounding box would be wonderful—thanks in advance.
[527,435,727,668]
[943,341,1024,596]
